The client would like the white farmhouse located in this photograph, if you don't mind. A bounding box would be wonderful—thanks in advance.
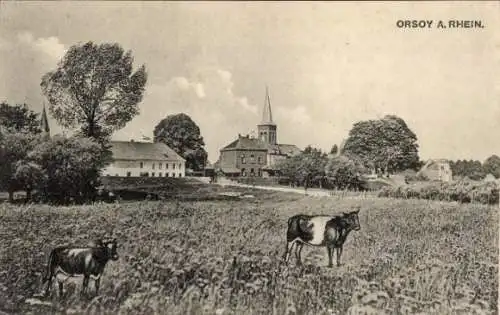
[102,140,186,178]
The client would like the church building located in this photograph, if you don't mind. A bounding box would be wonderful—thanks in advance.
[216,88,301,177]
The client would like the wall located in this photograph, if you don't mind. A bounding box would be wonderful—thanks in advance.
[102,159,185,178]
[236,150,267,176]
[219,150,238,172]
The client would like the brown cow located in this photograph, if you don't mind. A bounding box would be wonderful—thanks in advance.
[42,239,119,297]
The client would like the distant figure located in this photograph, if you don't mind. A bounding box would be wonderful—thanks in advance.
[283,208,361,267]
[42,238,119,297]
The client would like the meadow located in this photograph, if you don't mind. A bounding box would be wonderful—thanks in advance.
[0,186,497,315]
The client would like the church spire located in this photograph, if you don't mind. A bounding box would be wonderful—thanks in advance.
[261,86,275,125]
[41,103,50,138]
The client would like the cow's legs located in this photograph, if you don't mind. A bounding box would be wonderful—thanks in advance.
[336,246,343,267]
[295,243,304,265]
[44,275,53,297]
[58,281,64,297]
[327,246,334,268]
[82,275,90,296]
[95,277,100,295]
[283,240,296,264]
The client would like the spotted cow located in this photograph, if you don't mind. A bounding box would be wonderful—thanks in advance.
[283,208,361,267]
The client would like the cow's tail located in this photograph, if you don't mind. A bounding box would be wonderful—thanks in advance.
[42,249,55,283]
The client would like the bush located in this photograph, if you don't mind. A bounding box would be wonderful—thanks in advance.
[28,135,107,204]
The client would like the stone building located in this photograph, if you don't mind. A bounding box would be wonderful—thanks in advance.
[217,88,301,177]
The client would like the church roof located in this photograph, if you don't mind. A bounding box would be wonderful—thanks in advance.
[109,140,185,162]
[221,135,268,151]
[220,135,301,156]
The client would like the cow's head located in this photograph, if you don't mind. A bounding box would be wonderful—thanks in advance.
[103,238,119,261]
[343,207,361,231]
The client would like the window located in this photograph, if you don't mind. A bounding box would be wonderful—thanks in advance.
[172,173,176,177]
[152,163,155,170]
[241,154,246,164]
[151,172,155,177]
[173,164,176,170]
[241,168,246,176]
[126,172,131,177]
[140,162,144,169]
[178,173,182,178]
[250,154,255,162]
[166,163,169,169]
[250,168,254,175]
[179,163,182,169]
[158,172,162,177]
[258,156,262,164]
[165,173,169,177]
[159,163,162,169]
[140,172,149,177]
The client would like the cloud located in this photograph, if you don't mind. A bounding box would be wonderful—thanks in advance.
[16,31,66,60]
[113,67,260,162]
[0,31,67,135]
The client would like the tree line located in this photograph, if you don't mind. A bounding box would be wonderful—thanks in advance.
[275,115,421,190]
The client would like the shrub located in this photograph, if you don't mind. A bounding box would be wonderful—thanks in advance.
[28,135,107,204]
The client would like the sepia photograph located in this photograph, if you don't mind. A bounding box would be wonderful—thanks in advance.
[0,1,498,314]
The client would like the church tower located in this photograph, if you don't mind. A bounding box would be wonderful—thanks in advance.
[257,87,277,145]
[41,104,50,139]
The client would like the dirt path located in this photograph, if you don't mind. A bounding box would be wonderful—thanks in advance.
[195,176,373,198]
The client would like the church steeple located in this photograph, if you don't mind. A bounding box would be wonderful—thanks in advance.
[257,86,277,145]
[41,103,50,138]
[261,86,275,125]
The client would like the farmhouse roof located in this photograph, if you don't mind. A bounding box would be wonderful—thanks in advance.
[417,159,451,173]
[109,140,185,162]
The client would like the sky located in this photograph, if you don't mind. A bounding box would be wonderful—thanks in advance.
[1,2,499,163]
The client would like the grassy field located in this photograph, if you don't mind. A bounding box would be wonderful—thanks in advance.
[0,187,498,315]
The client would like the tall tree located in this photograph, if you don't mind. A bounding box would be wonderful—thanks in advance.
[153,113,208,171]
[41,41,147,142]
[342,115,420,174]
[0,102,41,134]
[483,155,500,178]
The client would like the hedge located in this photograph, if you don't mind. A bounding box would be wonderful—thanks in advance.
[378,180,499,205]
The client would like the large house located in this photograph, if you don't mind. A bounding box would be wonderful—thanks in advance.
[417,159,453,182]
[102,140,186,178]
[216,88,301,177]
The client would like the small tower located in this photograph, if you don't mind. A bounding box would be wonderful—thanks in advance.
[41,104,50,139]
[257,86,277,145]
